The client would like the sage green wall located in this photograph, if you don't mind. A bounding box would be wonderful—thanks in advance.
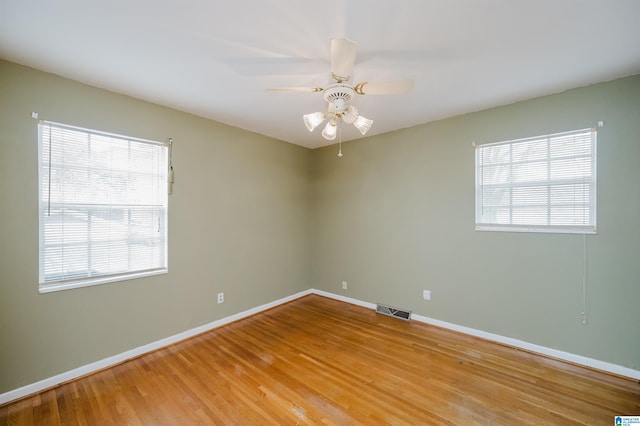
[0,60,311,393]
[311,75,640,371]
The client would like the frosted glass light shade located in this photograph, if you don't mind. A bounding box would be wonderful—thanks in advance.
[303,112,326,132]
[342,105,358,124]
[321,120,337,140]
[353,115,373,135]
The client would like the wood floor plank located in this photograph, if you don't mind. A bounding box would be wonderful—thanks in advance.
[1,294,638,425]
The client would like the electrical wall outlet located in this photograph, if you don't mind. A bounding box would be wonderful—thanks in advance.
[342,281,348,290]
[217,292,224,304]
[422,290,431,301]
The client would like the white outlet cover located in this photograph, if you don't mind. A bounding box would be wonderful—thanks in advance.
[342,281,347,289]
[423,290,431,301]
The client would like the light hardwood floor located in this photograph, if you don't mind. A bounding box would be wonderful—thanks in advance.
[1,294,639,425]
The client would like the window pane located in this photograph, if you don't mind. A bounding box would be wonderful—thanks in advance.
[512,138,547,162]
[512,186,547,205]
[480,144,510,165]
[550,132,592,158]
[481,187,510,207]
[482,164,511,185]
[550,184,590,205]
[550,157,591,180]
[550,207,590,226]
[512,206,548,225]
[512,161,548,183]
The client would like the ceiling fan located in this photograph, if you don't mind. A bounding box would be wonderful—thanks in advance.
[267,38,414,141]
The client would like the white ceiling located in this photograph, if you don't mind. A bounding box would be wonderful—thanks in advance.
[1,1,639,149]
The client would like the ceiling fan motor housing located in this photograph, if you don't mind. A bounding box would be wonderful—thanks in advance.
[323,84,355,114]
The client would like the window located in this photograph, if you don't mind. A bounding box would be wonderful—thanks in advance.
[475,128,596,234]
[38,121,168,293]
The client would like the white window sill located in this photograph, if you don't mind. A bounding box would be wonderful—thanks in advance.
[39,269,168,293]
[475,225,597,235]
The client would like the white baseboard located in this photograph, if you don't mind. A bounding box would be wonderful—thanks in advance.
[311,289,377,310]
[313,289,640,381]
[2,287,637,406]
[0,289,312,406]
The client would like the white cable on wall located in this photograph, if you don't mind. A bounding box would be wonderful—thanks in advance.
[580,120,603,325]
[168,138,175,195]
[581,233,588,325]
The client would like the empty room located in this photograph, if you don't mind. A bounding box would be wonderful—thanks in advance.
[1,1,639,424]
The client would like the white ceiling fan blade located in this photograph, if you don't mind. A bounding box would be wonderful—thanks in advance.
[266,87,323,93]
[354,80,414,95]
[330,38,357,82]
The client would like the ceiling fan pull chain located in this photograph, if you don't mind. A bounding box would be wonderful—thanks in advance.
[338,122,343,158]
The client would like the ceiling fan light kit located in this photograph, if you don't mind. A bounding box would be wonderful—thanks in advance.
[304,82,374,140]
[268,38,414,143]
[303,111,326,132]
[321,120,338,140]
[341,105,358,124]
[353,115,373,135]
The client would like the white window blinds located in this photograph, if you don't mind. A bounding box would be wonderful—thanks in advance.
[475,128,596,234]
[38,121,168,292]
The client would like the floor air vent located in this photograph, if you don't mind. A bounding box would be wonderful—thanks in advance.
[375,303,411,321]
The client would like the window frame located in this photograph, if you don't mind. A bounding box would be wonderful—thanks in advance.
[475,128,597,234]
[38,120,169,293]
